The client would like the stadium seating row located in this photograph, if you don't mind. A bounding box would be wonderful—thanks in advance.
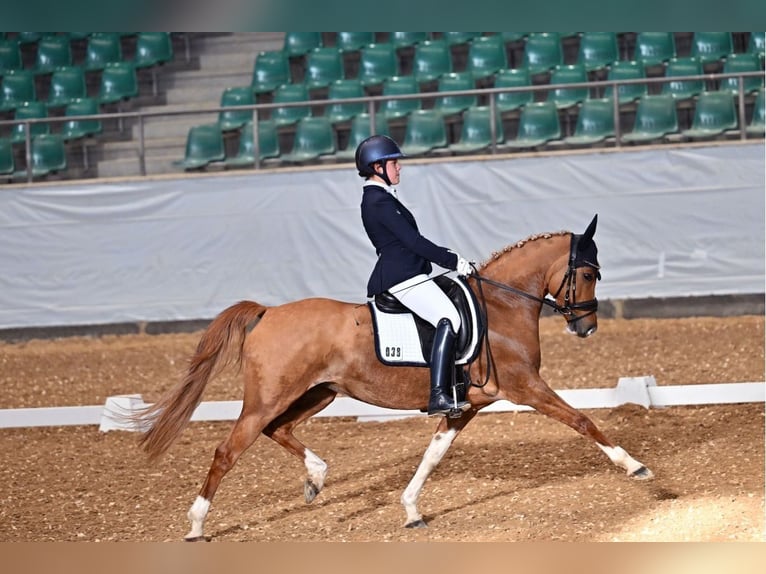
[0,32,174,76]
[1,32,179,181]
[173,89,765,172]
[0,64,139,113]
[244,54,764,129]
[249,32,764,95]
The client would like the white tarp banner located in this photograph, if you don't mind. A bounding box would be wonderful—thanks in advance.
[0,143,763,329]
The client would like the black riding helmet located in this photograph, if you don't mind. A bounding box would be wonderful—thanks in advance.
[355,135,405,186]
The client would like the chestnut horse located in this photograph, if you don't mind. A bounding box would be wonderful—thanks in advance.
[135,215,653,541]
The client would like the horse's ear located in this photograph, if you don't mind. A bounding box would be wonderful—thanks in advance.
[581,214,598,243]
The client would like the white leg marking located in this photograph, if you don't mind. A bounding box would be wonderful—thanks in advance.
[598,444,651,477]
[304,448,328,491]
[185,495,210,540]
[401,429,458,525]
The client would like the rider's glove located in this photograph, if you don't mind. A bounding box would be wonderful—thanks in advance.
[456,256,473,277]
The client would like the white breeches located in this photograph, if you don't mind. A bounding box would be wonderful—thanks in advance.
[389,274,461,332]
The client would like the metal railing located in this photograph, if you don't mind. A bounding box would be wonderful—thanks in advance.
[1,69,763,183]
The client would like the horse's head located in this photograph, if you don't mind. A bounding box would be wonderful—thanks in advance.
[547,214,601,338]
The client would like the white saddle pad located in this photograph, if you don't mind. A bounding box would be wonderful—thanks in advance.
[368,277,481,368]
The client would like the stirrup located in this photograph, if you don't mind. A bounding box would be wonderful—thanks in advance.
[427,398,470,418]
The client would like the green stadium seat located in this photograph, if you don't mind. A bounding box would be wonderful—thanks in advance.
[749,33,765,60]
[0,70,36,113]
[400,109,447,156]
[433,71,476,116]
[379,75,421,120]
[358,43,398,87]
[604,60,647,104]
[441,32,481,46]
[281,116,336,163]
[47,66,87,109]
[691,32,733,65]
[20,133,67,177]
[83,32,123,72]
[548,64,589,109]
[251,50,291,95]
[390,32,429,49]
[563,98,615,146]
[412,39,452,84]
[0,38,22,74]
[681,91,738,139]
[494,67,533,113]
[577,32,618,73]
[523,33,563,76]
[283,32,322,57]
[719,52,764,95]
[34,34,72,74]
[504,101,561,148]
[622,94,679,143]
[60,97,103,141]
[225,120,281,167]
[335,32,375,53]
[634,32,676,69]
[448,105,504,153]
[174,124,226,170]
[746,88,765,136]
[466,35,508,82]
[98,61,139,104]
[218,86,254,132]
[271,83,312,126]
[500,32,528,43]
[0,137,14,176]
[11,101,49,144]
[133,32,173,68]
[16,32,42,45]
[662,57,704,100]
[324,78,365,123]
[335,112,389,160]
[304,46,344,90]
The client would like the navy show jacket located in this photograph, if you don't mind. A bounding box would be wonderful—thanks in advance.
[361,184,458,297]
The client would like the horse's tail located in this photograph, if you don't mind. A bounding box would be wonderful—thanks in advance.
[136,300,268,461]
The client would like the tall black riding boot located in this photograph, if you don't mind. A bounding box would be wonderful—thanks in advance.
[428,318,470,418]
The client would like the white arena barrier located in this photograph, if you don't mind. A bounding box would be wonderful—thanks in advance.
[0,376,763,431]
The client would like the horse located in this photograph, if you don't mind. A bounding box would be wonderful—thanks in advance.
[134,214,653,541]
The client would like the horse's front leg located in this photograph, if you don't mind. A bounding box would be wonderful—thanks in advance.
[511,377,654,480]
[401,410,477,528]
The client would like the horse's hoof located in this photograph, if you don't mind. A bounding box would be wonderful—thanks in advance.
[629,466,654,481]
[184,536,210,542]
[405,519,428,529]
[304,479,320,503]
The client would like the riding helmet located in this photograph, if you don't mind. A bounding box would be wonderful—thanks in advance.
[355,135,405,178]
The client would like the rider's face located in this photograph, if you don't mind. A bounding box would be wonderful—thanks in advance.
[384,159,401,185]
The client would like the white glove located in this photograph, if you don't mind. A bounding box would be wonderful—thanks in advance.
[456,256,473,277]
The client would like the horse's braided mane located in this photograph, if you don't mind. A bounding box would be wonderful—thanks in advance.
[479,230,570,270]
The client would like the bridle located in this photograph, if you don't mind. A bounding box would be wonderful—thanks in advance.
[473,233,600,324]
[467,232,600,388]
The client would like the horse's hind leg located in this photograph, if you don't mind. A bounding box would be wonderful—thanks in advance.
[514,379,653,480]
[262,384,338,503]
[186,413,265,541]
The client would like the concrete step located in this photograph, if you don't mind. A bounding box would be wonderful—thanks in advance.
[162,69,255,105]
[124,102,219,140]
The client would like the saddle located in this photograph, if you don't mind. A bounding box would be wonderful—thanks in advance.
[368,275,485,368]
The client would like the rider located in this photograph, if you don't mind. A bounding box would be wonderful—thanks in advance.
[356,134,472,417]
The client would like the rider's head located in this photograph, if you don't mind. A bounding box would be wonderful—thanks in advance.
[355,135,405,186]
